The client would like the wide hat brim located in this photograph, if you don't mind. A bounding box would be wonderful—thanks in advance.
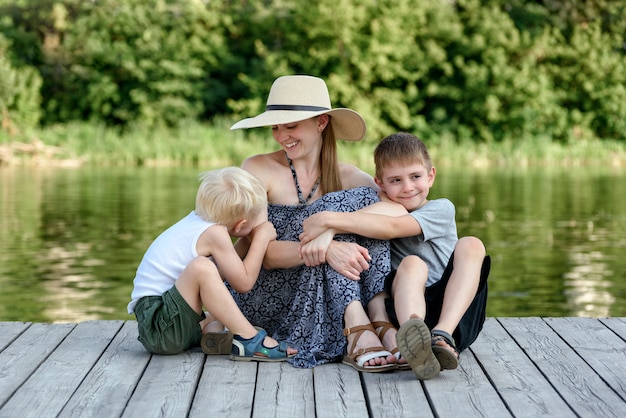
[231,108,366,142]
[230,75,367,141]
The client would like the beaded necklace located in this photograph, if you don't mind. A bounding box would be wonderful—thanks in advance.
[286,153,320,206]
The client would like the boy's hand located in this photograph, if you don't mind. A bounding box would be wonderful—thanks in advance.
[299,230,334,266]
[300,211,332,244]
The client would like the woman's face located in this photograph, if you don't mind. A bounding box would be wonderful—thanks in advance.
[271,115,327,158]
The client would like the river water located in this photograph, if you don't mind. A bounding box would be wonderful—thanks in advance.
[1,165,625,323]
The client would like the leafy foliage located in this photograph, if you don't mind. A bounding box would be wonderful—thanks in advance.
[1,0,625,142]
[0,33,41,131]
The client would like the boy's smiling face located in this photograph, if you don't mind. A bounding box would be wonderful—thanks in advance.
[375,161,435,212]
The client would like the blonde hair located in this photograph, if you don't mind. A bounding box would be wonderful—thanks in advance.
[374,132,433,179]
[195,167,267,226]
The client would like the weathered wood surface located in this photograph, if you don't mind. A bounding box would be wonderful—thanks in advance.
[0,318,624,417]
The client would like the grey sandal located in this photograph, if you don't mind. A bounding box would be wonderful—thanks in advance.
[431,329,460,370]
[396,318,440,380]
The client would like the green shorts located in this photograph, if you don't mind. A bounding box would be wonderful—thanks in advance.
[134,285,204,355]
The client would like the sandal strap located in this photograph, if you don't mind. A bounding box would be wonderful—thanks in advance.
[344,323,389,360]
[431,329,459,356]
[232,328,289,359]
[371,321,396,341]
[352,348,393,367]
[347,345,389,361]
[343,323,375,337]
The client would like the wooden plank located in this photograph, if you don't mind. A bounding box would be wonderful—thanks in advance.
[57,321,151,418]
[0,322,75,408]
[0,321,122,417]
[0,322,30,352]
[362,368,433,418]
[122,348,205,417]
[0,319,625,418]
[423,344,512,418]
[469,318,575,417]
[499,317,625,417]
[600,317,626,340]
[188,355,257,418]
[545,317,626,400]
[252,362,314,418]
[313,363,369,418]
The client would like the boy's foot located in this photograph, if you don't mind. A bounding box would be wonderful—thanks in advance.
[201,330,233,355]
[230,328,296,362]
[396,317,440,380]
[431,329,460,370]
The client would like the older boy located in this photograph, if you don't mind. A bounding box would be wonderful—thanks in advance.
[300,132,490,379]
[128,167,295,361]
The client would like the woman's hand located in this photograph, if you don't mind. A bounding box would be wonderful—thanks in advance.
[325,241,371,281]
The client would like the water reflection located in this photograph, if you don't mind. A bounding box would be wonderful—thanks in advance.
[563,221,618,317]
[1,165,625,322]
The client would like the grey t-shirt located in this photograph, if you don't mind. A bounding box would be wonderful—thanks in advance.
[391,198,458,286]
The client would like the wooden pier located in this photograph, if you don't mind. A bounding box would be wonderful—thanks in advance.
[1,317,625,417]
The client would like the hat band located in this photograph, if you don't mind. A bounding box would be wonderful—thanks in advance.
[266,104,330,112]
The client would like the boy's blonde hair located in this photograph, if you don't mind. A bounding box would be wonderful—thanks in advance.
[195,167,267,226]
[374,132,433,179]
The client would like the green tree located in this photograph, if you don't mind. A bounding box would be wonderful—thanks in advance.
[0,33,42,133]
[1,0,235,127]
[1,0,625,142]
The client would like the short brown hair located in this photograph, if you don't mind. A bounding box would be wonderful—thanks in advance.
[374,132,432,179]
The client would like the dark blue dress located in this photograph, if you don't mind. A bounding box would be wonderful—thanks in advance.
[231,186,390,368]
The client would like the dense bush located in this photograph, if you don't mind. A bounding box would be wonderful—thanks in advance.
[1,0,625,142]
[0,33,42,131]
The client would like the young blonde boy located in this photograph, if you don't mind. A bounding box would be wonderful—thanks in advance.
[128,167,295,361]
[299,132,490,379]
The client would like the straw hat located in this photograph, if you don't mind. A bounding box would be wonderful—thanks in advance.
[230,75,366,141]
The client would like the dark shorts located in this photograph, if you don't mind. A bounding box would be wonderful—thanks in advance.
[384,253,491,352]
[134,285,204,355]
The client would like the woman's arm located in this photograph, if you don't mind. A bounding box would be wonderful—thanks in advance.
[262,240,304,269]
[264,237,371,281]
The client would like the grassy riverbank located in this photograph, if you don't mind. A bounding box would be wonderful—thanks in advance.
[2,120,626,170]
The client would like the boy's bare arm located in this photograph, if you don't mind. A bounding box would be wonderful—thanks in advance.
[300,201,419,243]
[199,222,275,293]
[236,221,276,291]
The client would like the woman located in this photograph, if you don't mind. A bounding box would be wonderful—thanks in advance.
[230,75,395,370]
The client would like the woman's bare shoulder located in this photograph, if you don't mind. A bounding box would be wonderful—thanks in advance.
[339,162,377,190]
[242,151,285,171]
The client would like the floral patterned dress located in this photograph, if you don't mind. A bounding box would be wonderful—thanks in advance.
[231,186,391,368]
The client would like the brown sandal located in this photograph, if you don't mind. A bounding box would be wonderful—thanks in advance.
[372,321,411,370]
[342,324,396,373]
[201,330,233,355]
